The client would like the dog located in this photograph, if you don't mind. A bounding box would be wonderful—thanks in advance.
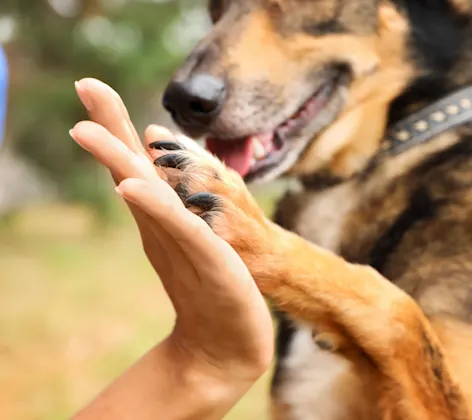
[152,0,472,418]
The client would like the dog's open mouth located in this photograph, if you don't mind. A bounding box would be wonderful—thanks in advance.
[206,74,345,181]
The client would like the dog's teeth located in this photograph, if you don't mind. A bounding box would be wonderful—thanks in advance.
[253,137,266,160]
[250,158,257,167]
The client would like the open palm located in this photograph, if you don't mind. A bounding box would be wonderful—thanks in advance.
[70,78,274,385]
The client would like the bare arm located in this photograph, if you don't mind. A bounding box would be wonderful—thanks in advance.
[69,79,274,419]
[73,339,248,420]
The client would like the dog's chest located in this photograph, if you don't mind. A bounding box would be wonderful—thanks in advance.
[279,181,360,253]
[273,183,367,420]
[275,323,371,420]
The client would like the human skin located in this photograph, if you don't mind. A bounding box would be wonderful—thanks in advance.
[69,78,274,420]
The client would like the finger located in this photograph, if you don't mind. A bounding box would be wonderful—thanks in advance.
[145,124,176,147]
[116,178,255,286]
[114,178,205,305]
[75,78,143,154]
[73,80,167,252]
[70,120,159,183]
[117,177,186,216]
[70,103,178,280]
[145,125,181,161]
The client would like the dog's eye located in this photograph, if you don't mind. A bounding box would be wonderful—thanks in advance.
[208,0,225,23]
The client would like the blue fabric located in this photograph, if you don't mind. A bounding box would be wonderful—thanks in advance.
[0,46,8,147]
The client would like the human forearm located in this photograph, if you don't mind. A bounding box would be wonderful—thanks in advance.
[72,337,252,420]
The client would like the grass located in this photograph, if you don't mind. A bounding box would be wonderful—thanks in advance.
[0,185,286,420]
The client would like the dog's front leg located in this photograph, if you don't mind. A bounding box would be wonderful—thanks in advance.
[149,135,470,420]
[255,224,469,420]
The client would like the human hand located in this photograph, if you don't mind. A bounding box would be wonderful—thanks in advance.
[70,79,274,393]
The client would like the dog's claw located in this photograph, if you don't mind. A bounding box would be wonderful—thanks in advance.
[154,154,188,169]
[149,141,183,151]
[185,192,221,212]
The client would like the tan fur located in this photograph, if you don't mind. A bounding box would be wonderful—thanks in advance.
[291,3,413,177]
[432,318,472,413]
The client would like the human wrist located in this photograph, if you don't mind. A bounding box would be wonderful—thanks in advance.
[160,336,260,419]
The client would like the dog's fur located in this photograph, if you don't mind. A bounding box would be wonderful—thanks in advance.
[160,0,472,418]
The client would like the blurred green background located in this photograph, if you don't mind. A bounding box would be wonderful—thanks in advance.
[0,1,282,418]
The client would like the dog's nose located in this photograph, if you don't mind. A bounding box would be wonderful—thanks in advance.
[162,74,226,127]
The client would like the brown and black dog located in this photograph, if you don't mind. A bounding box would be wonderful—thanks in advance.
[151,0,472,418]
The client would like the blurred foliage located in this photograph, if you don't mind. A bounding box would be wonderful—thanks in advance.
[1,0,207,217]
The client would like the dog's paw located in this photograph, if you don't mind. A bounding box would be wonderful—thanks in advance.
[147,130,272,257]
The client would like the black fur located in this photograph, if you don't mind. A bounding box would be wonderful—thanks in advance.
[423,330,444,382]
[388,0,468,124]
[303,19,347,35]
[271,208,298,392]
[396,0,466,73]
[271,311,296,392]
[369,187,439,273]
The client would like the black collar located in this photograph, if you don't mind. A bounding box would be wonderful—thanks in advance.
[301,87,472,190]
[381,86,472,157]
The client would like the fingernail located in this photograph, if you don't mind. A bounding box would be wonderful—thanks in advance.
[117,178,148,199]
[69,129,77,141]
[115,186,123,196]
[75,81,93,111]
[69,127,91,152]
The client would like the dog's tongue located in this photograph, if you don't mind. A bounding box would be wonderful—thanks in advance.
[206,133,275,176]
[206,136,253,176]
